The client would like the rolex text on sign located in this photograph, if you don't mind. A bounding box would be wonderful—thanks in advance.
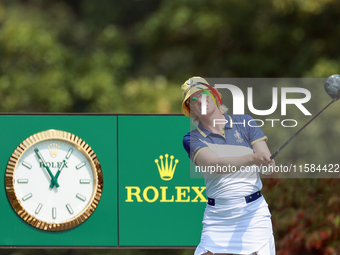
[125,154,207,203]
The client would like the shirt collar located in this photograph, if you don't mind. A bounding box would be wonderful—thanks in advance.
[196,114,232,138]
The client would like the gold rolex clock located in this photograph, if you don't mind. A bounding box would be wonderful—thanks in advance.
[5,129,103,231]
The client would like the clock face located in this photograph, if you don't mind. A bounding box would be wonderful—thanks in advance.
[5,130,103,231]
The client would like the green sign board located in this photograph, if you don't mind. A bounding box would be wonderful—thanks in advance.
[0,115,118,246]
[0,114,206,247]
[118,116,206,247]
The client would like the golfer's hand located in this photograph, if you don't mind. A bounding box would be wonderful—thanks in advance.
[252,152,273,167]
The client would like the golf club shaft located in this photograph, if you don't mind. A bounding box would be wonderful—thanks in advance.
[270,99,336,160]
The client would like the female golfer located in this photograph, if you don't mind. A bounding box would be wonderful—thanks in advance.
[182,77,275,255]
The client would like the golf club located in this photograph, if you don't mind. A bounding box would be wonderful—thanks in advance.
[270,74,340,160]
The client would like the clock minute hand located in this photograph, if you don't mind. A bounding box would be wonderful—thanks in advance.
[34,148,59,188]
[50,160,66,188]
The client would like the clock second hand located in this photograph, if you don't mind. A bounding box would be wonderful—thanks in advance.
[34,148,59,188]
[50,160,66,188]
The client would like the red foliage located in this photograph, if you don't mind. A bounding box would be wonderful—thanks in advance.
[262,178,340,254]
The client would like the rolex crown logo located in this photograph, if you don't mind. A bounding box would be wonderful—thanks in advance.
[48,143,60,158]
[154,154,179,181]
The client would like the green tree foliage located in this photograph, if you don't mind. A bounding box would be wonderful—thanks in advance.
[2,0,340,113]
[0,1,130,112]
[134,0,340,78]
[0,0,181,113]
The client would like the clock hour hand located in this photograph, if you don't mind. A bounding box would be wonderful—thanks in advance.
[50,160,66,188]
[34,148,59,188]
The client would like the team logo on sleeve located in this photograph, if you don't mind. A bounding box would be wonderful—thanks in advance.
[234,130,244,143]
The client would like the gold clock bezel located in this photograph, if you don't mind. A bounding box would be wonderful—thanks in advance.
[5,129,103,231]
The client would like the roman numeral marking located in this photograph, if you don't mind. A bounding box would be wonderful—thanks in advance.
[17,179,29,183]
[66,148,73,159]
[80,179,91,184]
[76,162,86,169]
[22,161,32,169]
[66,204,74,214]
[52,207,57,219]
[22,193,32,201]
[76,193,86,202]
[35,203,43,214]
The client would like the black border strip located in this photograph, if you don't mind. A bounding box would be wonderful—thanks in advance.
[0,246,196,249]
[0,113,184,116]
[116,115,119,246]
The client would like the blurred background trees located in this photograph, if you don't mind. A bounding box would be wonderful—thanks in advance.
[1,0,340,254]
[2,0,340,114]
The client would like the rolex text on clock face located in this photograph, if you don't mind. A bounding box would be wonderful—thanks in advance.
[5,130,103,231]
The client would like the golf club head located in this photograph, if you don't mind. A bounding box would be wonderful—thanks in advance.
[324,74,340,100]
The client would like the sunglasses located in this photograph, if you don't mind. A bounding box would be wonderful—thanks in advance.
[187,91,210,106]
[183,82,222,107]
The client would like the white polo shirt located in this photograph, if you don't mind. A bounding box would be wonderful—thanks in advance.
[183,114,267,199]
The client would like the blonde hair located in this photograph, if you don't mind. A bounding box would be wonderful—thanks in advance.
[192,103,229,126]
